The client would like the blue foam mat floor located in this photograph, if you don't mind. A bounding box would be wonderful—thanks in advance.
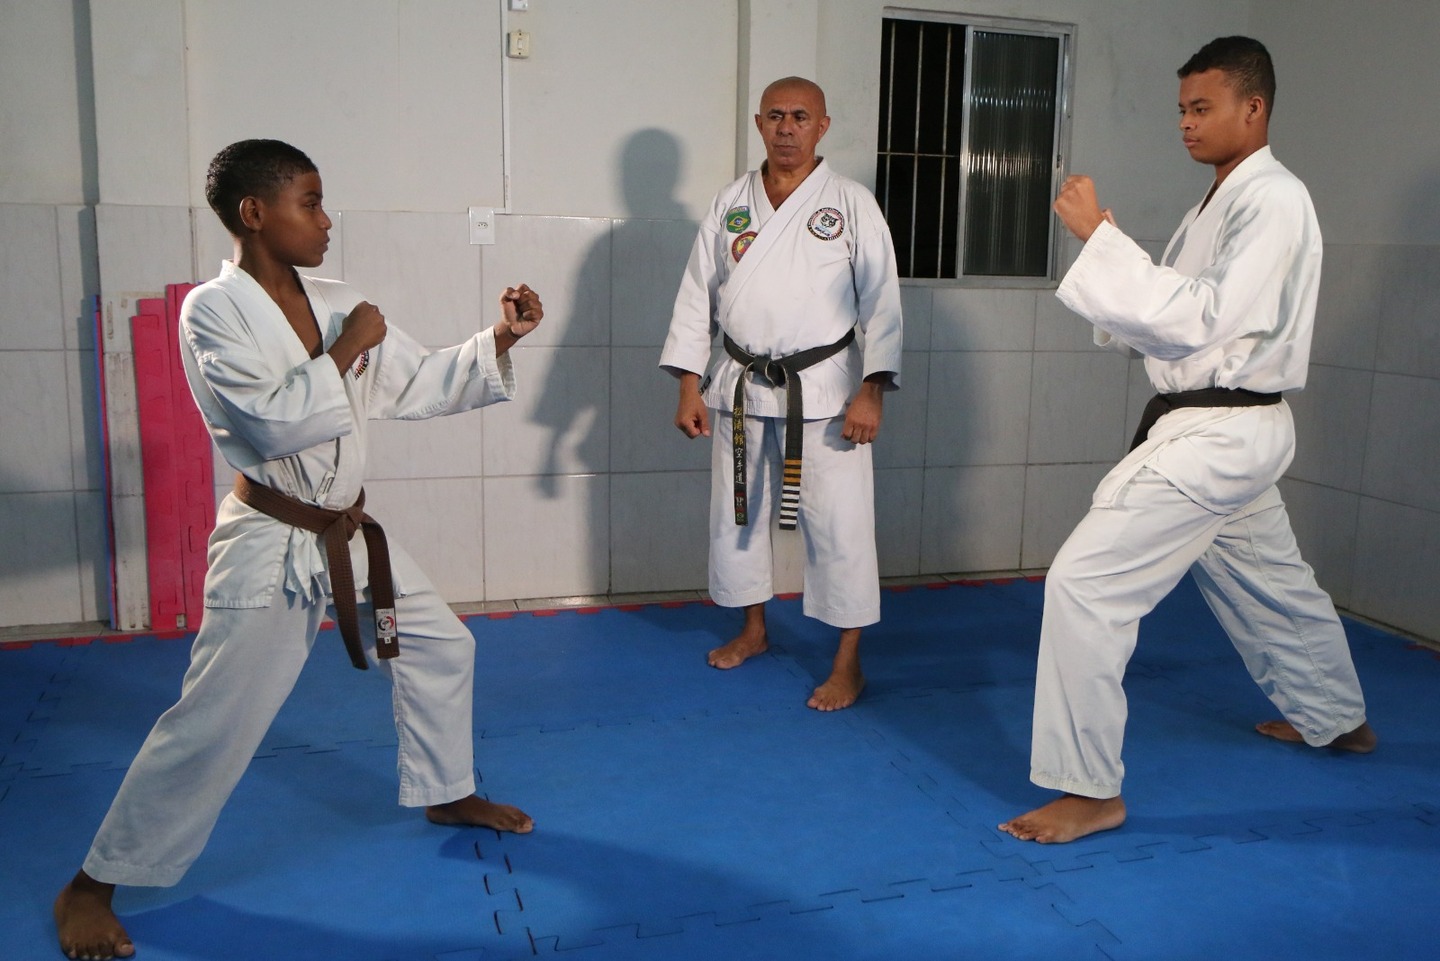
[2,577,1437,960]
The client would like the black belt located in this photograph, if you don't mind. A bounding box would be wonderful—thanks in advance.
[722,329,855,529]
[1129,387,1282,452]
[233,474,399,670]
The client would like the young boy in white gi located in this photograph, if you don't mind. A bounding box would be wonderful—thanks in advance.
[55,139,543,959]
[1000,37,1374,846]
[660,77,902,712]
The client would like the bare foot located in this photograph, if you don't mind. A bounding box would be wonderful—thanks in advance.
[55,871,134,960]
[707,632,768,669]
[807,665,865,711]
[1255,719,1377,754]
[998,794,1127,844]
[426,795,534,833]
[806,626,864,712]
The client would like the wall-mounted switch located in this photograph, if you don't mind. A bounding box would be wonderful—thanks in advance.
[509,0,529,10]
[468,207,495,245]
[506,30,531,59]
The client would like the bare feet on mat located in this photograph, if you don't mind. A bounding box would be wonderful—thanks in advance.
[808,663,865,711]
[426,795,534,833]
[1255,719,1377,754]
[999,794,1127,844]
[708,628,768,669]
[55,871,134,960]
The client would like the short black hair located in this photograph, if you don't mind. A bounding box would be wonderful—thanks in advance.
[204,139,318,235]
[1178,36,1276,113]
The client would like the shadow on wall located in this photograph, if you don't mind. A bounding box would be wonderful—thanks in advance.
[529,128,690,500]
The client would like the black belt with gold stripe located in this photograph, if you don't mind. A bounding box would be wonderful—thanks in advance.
[722,329,855,530]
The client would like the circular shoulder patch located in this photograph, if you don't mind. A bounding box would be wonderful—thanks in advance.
[731,230,757,261]
[725,206,752,233]
[807,207,845,241]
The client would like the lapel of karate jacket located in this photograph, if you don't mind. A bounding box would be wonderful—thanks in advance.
[224,262,317,375]
[718,160,832,333]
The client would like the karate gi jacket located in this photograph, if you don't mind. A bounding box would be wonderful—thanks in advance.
[1057,146,1323,513]
[179,261,515,608]
[660,160,903,419]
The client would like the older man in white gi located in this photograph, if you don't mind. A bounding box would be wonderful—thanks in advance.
[1001,37,1374,845]
[660,77,902,711]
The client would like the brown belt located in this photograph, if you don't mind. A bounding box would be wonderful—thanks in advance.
[233,474,398,670]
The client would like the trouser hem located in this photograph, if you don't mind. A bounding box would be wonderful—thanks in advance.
[803,600,879,630]
[399,772,477,808]
[82,854,188,889]
[1030,768,1120,800]
[1298,713,1369,748]
[709,587,774,609]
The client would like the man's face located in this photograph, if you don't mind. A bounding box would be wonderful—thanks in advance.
[755,83,830,174]
[252,170,332,268]
[1177,69,1259,169]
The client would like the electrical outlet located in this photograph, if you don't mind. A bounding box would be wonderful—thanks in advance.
[468,207,495,245]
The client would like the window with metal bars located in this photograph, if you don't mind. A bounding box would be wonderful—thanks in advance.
[876,12,1073,281]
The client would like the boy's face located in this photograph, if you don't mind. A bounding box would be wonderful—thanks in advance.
[1177,69,1261,169]
[251,170,331,268]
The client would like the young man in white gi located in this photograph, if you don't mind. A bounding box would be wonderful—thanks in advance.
[661,77,902,712]
[55,139,542,959]
[1000,37,1374,846]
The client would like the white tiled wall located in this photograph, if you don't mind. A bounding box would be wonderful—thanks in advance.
[6,204,1439,645]
[1277,477,1358,611]
[0,203,103,627]
[920,465,1027,573]
[342,210,480,348]
[1285,363,1373,491]
[482,472,610,600]
[610,471,709,594]
[1286,241,1440,640]
[924,351,1033,467]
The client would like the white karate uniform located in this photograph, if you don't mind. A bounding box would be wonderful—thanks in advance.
[84,261,515,886]
[1031,147,1368,799]
[660,161,902,628]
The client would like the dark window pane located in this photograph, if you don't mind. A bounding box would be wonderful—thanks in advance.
[911,155,946,278]
[877,17,965,279]
[884,18,921,154]
[915,23,956,155]
[885,154,916,277]
[940,148,960,276]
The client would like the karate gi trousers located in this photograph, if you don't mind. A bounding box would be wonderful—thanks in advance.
[1030,468,1368,799]
[83,552,476,887]
[709,410,880,629]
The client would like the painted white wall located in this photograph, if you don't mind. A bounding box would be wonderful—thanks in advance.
[0,0,94,204]
[184,0,508,213]
[2,0,1438,640]
[1256,0,1440,246]
[505,0,739,218]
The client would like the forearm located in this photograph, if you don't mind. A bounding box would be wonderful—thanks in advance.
[327,328,370,374]
[492,321,522,358]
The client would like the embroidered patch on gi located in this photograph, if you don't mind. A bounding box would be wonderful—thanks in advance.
[731,230,757,261]
[352,350,370,379]
[725,206,752,233]
[807,207,844,241]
